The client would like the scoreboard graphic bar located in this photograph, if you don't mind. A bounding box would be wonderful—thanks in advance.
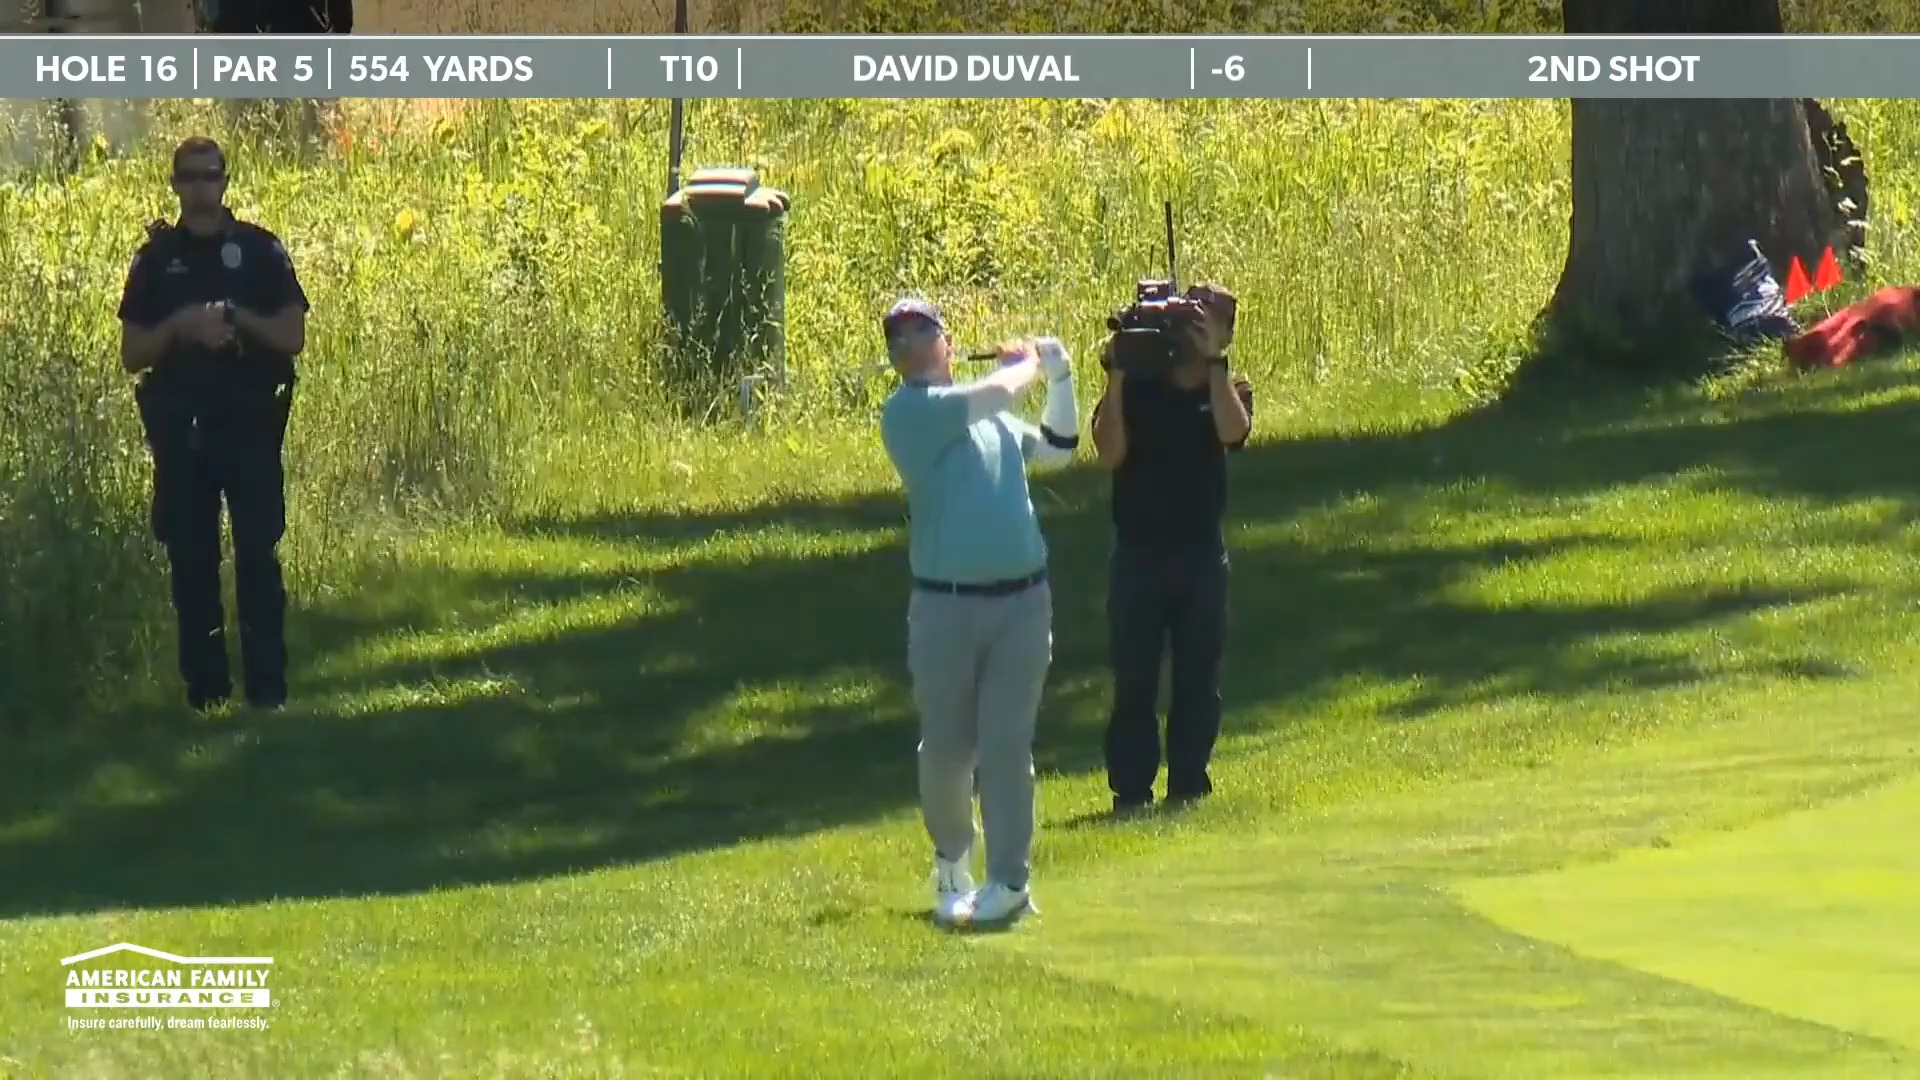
[7,34,1919,100]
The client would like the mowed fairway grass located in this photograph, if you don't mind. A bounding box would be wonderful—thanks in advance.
[2,98,1920,1078]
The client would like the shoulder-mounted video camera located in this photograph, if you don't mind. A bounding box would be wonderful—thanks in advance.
[1104,202,1212,377]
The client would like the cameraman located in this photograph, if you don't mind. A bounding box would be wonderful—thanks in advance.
[1088,285,1253,813]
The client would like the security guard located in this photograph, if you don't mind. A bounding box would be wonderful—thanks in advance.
[118,136,310,712]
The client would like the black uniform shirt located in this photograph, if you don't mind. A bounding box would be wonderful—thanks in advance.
[118,212,310,407]
[1093,369,1255,552]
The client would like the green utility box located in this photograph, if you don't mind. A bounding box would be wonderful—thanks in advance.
[660,167,791,408]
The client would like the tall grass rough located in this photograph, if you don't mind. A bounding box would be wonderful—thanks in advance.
[3,95,1920,729]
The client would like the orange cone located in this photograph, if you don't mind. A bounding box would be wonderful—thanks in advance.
[1786,256,1813,304]
[1814,245,1843,291]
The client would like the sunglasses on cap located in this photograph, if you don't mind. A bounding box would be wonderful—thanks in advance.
[885,313,944,337]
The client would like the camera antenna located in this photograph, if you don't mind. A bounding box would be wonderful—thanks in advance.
[1164,201,1178,290]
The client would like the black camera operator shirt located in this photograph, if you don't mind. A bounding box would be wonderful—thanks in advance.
[118,212,309,412]
[1094,371,1255,552]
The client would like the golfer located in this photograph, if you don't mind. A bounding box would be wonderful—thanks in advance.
[877,295,1079,927]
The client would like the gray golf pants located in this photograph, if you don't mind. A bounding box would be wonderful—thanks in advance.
[906,579,1053,891]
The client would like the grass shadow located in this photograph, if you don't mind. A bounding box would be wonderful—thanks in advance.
[0,359,1904,917]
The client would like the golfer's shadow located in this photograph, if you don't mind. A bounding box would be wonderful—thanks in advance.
[799,898,1023,934]
[889,908,1032,935]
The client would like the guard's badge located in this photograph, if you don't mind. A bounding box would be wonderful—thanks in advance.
[221,242,242,269]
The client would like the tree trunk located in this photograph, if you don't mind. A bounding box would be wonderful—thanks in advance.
[1546,0,1851,368]
[42,0,88,173]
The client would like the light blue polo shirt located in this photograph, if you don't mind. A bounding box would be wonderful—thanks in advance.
[880,380,1048,585]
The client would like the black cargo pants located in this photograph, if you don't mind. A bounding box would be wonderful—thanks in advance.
[137,380,294,710]
[1102,540,1230,809]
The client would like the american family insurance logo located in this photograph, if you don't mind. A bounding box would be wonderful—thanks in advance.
[62,943,274,1022]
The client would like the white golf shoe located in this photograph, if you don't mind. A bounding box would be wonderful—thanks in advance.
[963,881,1035,926]
[931,855,975,926]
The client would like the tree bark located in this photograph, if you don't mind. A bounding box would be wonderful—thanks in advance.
[1546,0,1851,366]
